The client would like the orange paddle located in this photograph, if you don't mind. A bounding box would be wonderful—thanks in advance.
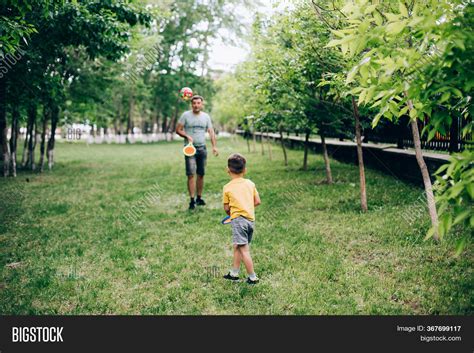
[183,142,196,157]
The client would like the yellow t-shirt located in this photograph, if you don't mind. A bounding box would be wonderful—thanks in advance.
[222,177,259,221]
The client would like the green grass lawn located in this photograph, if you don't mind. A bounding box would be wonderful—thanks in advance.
[0,137,472,314]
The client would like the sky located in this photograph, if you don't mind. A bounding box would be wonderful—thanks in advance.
[207,0,295,72]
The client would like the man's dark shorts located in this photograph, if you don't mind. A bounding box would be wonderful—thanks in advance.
[185,145,207,176]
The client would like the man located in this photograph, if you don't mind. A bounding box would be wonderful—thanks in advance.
[176,95,219,210]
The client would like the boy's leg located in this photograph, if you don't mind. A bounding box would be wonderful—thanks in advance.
[238,244,254,275]
[224,244,241,280]
[232,244,242,271]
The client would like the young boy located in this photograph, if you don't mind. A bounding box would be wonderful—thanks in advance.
[222,153,261,284]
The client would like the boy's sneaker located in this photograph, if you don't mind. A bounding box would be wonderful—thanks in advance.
[246,277,259,285]
[196,198,206,206]
[223,272,239,281]
[189,200,196,210]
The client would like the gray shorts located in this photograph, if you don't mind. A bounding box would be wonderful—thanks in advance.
[231,216,254,245]
[185,145,207,176]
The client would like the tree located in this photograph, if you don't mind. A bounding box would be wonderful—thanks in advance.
[427,2,473,249]
[0,1,42,176]
[2,0,153,174]
[310,0,369,209]
[327,0,472,240]
[149,0,251,138]
[433,150,473,255]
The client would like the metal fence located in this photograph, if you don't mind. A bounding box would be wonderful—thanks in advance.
[277,116,472,153]
[364,116,472,152]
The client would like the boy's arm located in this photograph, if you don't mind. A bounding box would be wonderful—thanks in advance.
[223,188,230,215]
[254,190,261,207]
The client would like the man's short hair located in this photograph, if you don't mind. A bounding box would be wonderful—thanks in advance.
[191,95,204,102]
[228,153,246,174]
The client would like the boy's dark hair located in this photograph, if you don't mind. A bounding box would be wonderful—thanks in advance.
[191,95,204,102]
[228,153,246,174]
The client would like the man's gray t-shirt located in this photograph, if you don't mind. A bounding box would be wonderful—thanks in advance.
[178,111,213,146]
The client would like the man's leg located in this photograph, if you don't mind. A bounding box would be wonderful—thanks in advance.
[185,155,197,209]
[187,175,195,198]
[196,175,204,198]
[195,146,207,205]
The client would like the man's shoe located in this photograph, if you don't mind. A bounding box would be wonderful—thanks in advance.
[196,198,206,206]
[246,277,259,285]
[223,272,239,281]
[189,200,196,210]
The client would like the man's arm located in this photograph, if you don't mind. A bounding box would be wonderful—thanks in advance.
[176,123,193,143]
[224,203,230,215]
[208,127,218,156]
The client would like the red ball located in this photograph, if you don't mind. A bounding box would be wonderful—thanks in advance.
[180,87,193,101]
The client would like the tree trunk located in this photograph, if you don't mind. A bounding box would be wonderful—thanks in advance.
[266,127,272,161]
[246,130,251,153]
[21,102,36,168]
[154,97,161,135]
[126,95,134,144]
[279,125,288,166]
[260,130,265,156]
[39,104,49,173]
[141,115,146,135]
[47,103,59,170]
[0,77,9,177]
[170,97,180,141]
[113,118,118,136]
[407,101,439,241]
[21,122,29,167]
[252,121,256,153]
[352,96,368,212]
[9,106,19,177]
[30,117,38,170]
[169,116,177,140]
[152,104,159,134]
[161,116,167,135]
[115,103,122,140]
[321,133,333,184]
[200,29,210,78]
[303,129,310,170]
